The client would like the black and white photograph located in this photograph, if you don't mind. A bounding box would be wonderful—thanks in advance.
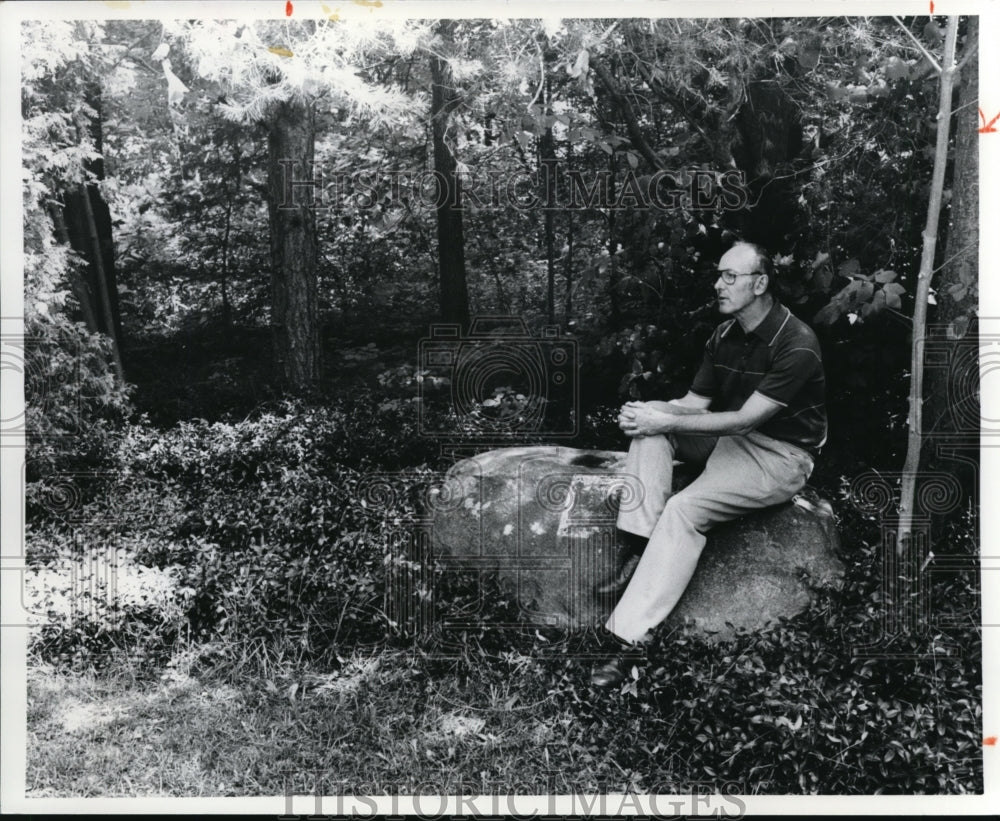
[1,0,996,814]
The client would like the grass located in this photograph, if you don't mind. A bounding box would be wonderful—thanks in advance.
[25,561,984,798]
[27,639,651,797]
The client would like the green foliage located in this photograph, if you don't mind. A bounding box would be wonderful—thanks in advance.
[23,378,981,793]
[23,311,132,482]
[23,213,131,485]
[597,321,711,402]
[23,214,132,492]
[21,20,106,192]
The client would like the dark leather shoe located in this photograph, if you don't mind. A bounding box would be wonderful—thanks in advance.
[590,655,631,688]
[596,554,641,595]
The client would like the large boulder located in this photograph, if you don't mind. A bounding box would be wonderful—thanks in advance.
[429,446,843,640]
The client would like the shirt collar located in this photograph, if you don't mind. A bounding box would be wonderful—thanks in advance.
[737,299,790,344]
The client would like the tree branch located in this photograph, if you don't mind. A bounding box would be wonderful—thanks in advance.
[955,39,978,72]
[630,54,736,167]
[631,57,712,145]
[892,16,942,74]
[527,40,545,111]
[589,57,665,171]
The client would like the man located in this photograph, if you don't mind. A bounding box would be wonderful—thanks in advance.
[591,241,827,687]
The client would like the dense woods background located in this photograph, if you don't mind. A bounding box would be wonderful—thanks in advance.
[19,13,982,796]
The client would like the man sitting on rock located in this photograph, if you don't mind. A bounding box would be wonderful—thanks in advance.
[591,241,827,688]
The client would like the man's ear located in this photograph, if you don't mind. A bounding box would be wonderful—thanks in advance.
[753,274,768,295]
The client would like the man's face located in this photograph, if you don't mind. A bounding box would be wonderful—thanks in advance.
[715,245,764,315]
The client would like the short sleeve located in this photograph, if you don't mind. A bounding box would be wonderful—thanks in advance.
[754,341,822,407]
[689,331,717,399]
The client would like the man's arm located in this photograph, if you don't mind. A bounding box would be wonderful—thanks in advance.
[665,391,712,413]
[619,391,781,437]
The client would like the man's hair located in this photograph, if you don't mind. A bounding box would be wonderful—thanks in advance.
[732,241,774,292]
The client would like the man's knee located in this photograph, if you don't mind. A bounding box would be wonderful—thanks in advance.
[662,488,722,532]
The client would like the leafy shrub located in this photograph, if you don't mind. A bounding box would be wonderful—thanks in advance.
[24,380,981,794]
[22,165,133,526]
[551,501,982,795]
[23,243,133,497]
[595,323,705,402]
[29,398,459,664]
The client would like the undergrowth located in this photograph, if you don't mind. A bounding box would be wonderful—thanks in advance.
[24,389,983,795]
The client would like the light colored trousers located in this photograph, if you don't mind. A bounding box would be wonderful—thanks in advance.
[606,401,814,644]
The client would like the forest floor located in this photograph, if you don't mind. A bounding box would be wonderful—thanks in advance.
[22,324,983,798]
[27,643,658,797]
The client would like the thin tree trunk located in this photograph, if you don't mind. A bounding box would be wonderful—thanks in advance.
[564,211,574,325]
[430,22,471,330]
[63,86,124,364]
[80,85,124,349]
[220,133,241,327]
[564,140,574,325]
[897,16,960,550]
[607,152,620,324]
[590,58,664,171]
[540,103,557,326]
[78,182,124,381]
[266,98,320,392]
[926,16,979,438]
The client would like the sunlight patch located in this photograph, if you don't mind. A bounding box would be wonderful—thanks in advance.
[308,657,381,696]
[55,698,123,733]
[432,712,486,738]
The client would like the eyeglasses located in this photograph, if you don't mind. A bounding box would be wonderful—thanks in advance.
[716,270,762,286]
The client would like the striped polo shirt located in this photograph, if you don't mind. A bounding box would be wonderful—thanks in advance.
[689,299,827,455]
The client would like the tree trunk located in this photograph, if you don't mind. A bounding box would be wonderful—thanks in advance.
[564,210,575,326]
[49,203,99,334]
[430,23,471,330]
[59,82,125,371]
[82,84,124,348]
[220,131,242,327]
[732,81,803,249]
[897,16,960,549]
[540,96,558,326]
[607,152,620,323]
[925,16,979,441]
[591,57,665,171]
[267,98,320,392]
[77,182,125,381]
